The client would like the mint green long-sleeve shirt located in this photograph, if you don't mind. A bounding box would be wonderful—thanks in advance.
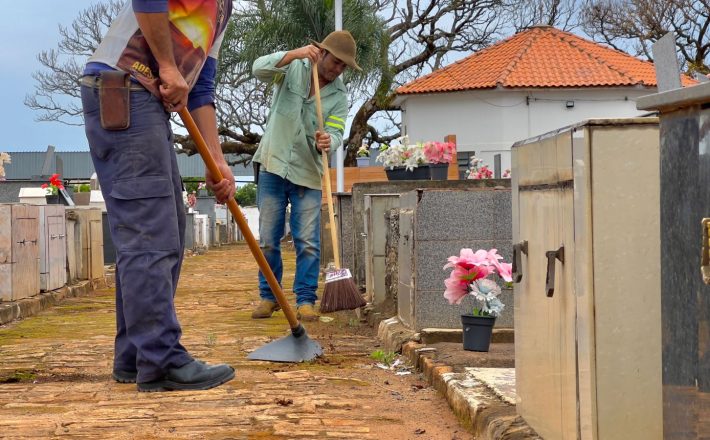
[252,51,348,190]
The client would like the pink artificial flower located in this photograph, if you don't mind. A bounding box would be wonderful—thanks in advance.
[483,248,512,282]
[443,276,468,304]
[453,264,491,284]
[485,248,503,263]
[444,248,489,271]
[443,248,511,309]
[443,265,492,304]
[495,262,513,282]
[423,141,456,164]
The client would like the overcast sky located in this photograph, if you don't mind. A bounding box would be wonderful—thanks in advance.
[1,1,100,152]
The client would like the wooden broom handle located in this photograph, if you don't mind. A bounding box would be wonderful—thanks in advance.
[178,108,299,329]
[312,65,341,269]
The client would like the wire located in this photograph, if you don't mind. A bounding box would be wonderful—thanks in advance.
[530,96,635,103]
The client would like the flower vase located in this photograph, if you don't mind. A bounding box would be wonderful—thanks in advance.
[385,165,430,181]
[73,192,91,206]
[45,194,60,205]
[461,314,496,352]
[356,157,370,167]
[429,163,449,180]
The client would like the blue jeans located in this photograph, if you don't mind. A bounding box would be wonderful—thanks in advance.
[81,83,192,383]
[257,171,321,306]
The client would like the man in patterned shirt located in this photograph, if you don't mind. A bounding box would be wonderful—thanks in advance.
[81,0,235,392]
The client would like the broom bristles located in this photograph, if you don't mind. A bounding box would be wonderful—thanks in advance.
[320,271,366,313]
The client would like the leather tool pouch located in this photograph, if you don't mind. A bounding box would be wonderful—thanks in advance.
[99,70,131,130]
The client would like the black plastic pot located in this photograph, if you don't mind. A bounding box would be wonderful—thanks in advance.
[385,165,430,181]
[429,163,449,180]
[461,314,496,352]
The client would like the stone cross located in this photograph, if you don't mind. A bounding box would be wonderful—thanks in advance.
[652,32,682,92]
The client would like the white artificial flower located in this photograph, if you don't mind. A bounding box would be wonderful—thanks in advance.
[469,278,504,317]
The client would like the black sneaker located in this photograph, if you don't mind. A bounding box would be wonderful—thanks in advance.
[137,360,235,392]
[112,369,138,383]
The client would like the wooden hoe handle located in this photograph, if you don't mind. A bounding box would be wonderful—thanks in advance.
[178,108,299,329]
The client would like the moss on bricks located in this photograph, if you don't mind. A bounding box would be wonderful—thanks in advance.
[0,369,38,383]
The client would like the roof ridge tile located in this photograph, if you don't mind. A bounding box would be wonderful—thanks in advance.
[495,27,541,86]
[554,30,638,84]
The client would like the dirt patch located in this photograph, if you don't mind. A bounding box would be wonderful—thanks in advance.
[33,372,108,383]
[342,366,474,439]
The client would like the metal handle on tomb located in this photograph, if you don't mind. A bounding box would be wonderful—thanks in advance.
[701,218,710,284]
[512,240,528,283]
[545,246,565,298]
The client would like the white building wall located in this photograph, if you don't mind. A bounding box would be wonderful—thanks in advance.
[400,87,655,173]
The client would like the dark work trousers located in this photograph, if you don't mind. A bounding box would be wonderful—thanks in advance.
[81,84,193,383]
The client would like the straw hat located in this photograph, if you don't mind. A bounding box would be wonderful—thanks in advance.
[312,30,361,71]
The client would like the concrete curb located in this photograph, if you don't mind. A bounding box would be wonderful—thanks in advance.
[377,316,539,439]
[0,277,108,326]
[400,342,540,439]
[420,327,515,344]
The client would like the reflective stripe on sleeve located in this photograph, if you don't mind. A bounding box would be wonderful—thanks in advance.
[326,121,345,131]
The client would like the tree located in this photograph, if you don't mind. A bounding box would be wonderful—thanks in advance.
[24,0,262,164]
[220,0,387,164]
[25,1,124,125]
[342,0,506,163]
[224,0,511,163]
[235,183,257,206]
[500,0,581,32]
[29,0,554,164]
[580,0,710,74]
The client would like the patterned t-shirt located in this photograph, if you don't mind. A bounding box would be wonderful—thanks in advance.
[87,0,232,101]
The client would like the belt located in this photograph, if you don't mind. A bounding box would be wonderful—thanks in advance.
[80,75,147,91]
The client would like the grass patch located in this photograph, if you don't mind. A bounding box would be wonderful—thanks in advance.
[370,350,397,367]
[0,296,115,345]
[0,370,37,383]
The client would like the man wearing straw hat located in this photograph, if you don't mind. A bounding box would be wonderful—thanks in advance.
[251,31,360,321]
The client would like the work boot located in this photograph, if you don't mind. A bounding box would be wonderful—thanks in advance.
[297,304,319,322]
[112,368,137,384]
[137,360,235,392]
[251,300,280,319]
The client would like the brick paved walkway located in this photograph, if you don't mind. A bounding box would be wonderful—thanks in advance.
[0,244,471,439]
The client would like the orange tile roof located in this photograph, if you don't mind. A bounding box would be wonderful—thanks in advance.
[397,26,696,95]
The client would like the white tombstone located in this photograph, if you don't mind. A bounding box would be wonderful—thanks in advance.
[240,206,260,241]
[194,214,209,249]
[38,205,67,291]
[90,172,100,190]
[89,190,106,212]
[18,187,49,205]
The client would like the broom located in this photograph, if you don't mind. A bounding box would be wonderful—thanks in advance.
[311,64,366,313]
